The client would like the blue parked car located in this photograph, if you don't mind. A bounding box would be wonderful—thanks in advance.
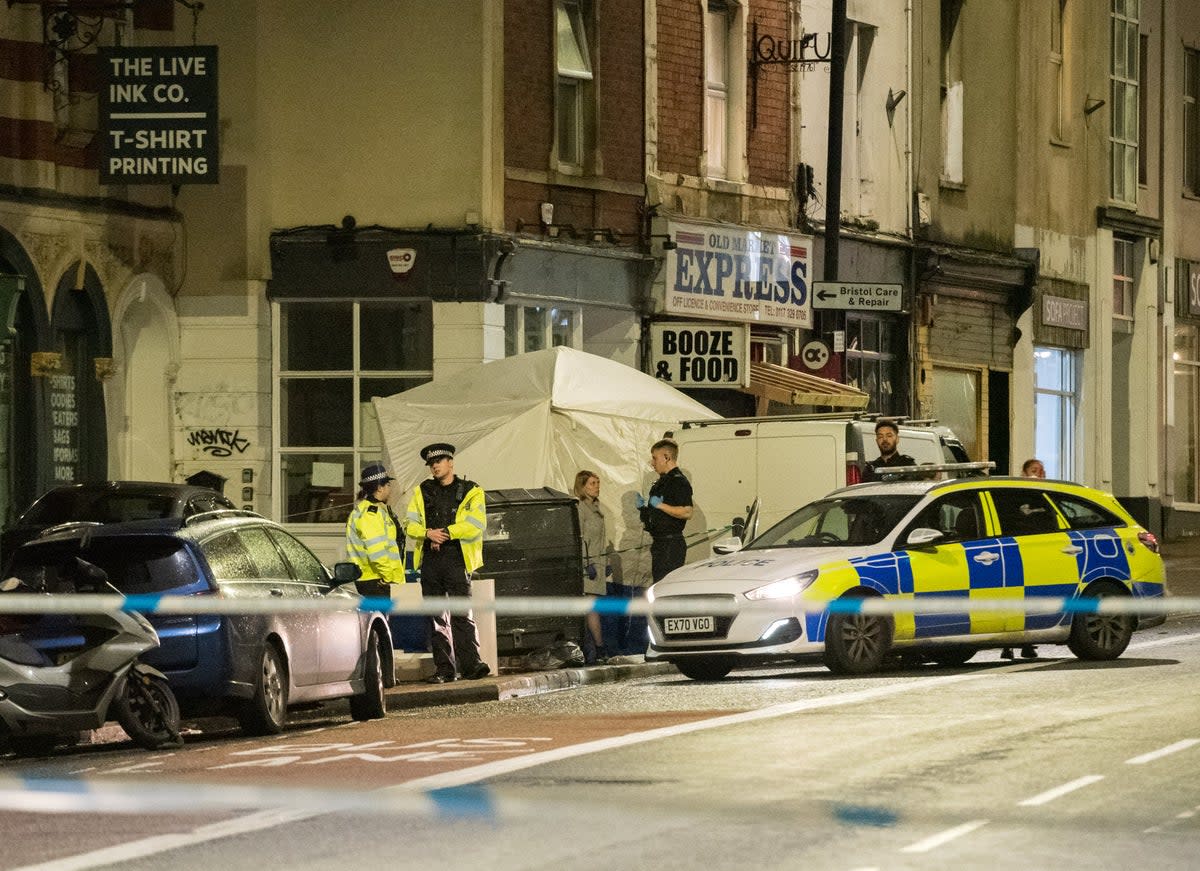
[3,511,393,735]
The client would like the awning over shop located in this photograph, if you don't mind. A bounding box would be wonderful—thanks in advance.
[742,360,869,414]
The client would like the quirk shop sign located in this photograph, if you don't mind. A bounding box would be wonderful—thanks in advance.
[664,221,813,329]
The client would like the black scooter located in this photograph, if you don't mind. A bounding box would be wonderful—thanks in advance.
[0,557,182,756]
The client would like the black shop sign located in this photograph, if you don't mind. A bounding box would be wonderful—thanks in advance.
[649,322,748,388]
[99,46,219,184]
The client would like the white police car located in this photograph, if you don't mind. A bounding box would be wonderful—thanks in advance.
[645,476,1166,679]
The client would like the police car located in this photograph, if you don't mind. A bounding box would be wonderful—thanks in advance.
[645,476,1166,679]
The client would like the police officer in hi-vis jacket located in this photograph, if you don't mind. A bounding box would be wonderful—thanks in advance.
[405,442,491,684]
[344,462,404,598]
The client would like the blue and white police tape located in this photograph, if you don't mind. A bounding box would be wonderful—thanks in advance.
[0,774,493,820]
[0,591,1194,617]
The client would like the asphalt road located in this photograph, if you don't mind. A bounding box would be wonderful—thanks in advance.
[2,615,1198,871]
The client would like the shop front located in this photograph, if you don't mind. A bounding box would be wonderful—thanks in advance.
[1167,259,1200,538]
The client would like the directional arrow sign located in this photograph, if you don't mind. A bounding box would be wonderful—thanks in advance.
[812,281,904,311]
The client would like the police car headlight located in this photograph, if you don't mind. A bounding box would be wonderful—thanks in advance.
[745,571,818,600]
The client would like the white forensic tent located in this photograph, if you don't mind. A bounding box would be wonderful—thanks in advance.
[373,347,721,586]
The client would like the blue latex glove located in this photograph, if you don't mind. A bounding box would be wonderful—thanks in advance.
[634,493,646,509]
[585,563,597,581]
[605,564,612,578]
[649,495,663,508]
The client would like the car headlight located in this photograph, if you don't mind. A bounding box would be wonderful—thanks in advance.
[745,570,818,600]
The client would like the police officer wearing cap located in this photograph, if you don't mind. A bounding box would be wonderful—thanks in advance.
[345,462,404,598]
[405,443,490,683]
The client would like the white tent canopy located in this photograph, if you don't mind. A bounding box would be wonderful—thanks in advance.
[373,347,721,586]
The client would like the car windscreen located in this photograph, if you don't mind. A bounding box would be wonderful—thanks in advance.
[6,536,203,595]
[20,490,177,525]
[745,494,923,549]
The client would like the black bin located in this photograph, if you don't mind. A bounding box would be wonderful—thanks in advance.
[483,487,583,655]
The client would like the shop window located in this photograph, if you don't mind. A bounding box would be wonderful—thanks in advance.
[931,367,978,461]
[555,0,594,173]
[1109,0,1139,206]
[274,299,432,524]
[1173,323,1200,503]
[1185,47,1200,195]
[1113,236,1136,319]
[845,314,899,415]
[505,304,581,356]
[1034,347,1078,480]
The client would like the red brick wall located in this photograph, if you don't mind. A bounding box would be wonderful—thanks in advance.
[656,0,704,176]
[746,0,789,188]
[504,1,644,240]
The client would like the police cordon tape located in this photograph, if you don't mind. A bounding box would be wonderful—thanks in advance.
[0,591,1194,617]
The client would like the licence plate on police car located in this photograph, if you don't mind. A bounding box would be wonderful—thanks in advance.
[663,616,714,634]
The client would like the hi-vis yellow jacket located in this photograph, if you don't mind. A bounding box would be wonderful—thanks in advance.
[344,498,404,583]
[405,478,486,573]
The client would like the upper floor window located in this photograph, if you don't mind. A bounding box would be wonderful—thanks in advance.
[1109,0,1139,205]
[1050,0,1068,141]
[705,1,730,178]
[556,0,593,173]
[1113,236,1136,318]
[940,0,965,184]
[1185,47,1200,195]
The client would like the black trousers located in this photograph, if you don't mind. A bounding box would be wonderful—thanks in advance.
[650,535,688,582]
[420,550,483,678]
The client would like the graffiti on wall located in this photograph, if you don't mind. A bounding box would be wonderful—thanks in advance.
[187,428,250,457]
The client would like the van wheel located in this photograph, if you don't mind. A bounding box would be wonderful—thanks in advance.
[823,596,892,675]
[1068,584,1133,660]
[675,657,734,681]
[349,629,387,721]
[238,644,288,735]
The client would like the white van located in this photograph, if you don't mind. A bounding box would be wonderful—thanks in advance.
[667,414,970,563]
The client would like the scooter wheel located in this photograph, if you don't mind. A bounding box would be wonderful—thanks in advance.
[114,672,182,750]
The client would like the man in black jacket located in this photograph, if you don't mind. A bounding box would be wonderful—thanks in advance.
[864,419,917,481]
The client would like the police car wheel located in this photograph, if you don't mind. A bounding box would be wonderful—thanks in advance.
[1067,584,1133,661]
[823,600,892,675]
[675,657,734,681]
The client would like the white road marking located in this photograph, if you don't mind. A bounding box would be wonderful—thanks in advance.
[899,819,988,853]
[1017,775,1105,807]
[1124,739,1200,765]
[16,628,1200,870]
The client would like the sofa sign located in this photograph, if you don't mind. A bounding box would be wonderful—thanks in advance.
[650,322,749,388]
[664,221,813,329]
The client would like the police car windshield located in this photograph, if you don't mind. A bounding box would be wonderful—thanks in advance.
[745,495,923,549]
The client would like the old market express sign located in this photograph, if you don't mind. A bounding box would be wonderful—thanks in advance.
[663,220,813,329]
[99,46,219,184]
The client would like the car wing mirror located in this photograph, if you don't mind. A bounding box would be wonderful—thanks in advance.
[712,536,744,555]
[331,561,362,584]
[904,527,945,547]
[731,516,746,540]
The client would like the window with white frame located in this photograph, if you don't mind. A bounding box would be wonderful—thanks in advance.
[1110,0,1139,205]
[1174,323,1200,503]
[1034,347,1079,481]
[705,1,731,178]
[505,304,581,356]
[274,299,432,524]
[940,1,965,184]
[1113,236,1136,318]
[845,20,877,215]
[556,0,593,173]
[1050,0,1067,141]
[1185,47,1200,195]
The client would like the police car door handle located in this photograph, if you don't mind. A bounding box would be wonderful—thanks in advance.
[269,588,284,597]
[1061,545,1084,555]
[972,551,1000,566]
